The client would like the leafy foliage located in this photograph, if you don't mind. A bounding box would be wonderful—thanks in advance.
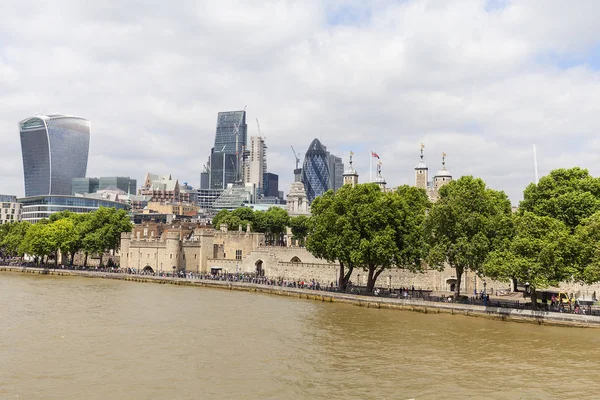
[484,212,573,298]
[520,167,600,230]
[424,176,512,298]
[289,215,310,246]
[307,183,429,292]
[6,207,132,266]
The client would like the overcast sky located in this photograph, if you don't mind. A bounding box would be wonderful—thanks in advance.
[2,0,600,204]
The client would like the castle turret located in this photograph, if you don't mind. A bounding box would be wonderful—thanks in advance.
[166,231,181,272]
[374,161,386,192]
[415,143,428,189]
[433,152,452,190]
[343,151,359,187]
[120,232,131,269]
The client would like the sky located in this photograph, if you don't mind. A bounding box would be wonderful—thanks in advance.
[2,0,600,204]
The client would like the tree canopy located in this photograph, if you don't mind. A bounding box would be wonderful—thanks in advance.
[484,212,573,306]
[520,167,600,230]
[424,176,512,298]
[307,183,429,292]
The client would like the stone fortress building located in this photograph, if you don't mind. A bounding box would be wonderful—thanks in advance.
[120,221,505,294]
[414,144,453,202]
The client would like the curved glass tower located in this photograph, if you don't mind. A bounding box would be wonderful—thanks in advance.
[301,139,330,203]
[19,114,91,197]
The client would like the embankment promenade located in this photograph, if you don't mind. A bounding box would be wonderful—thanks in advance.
[2,266,600,328]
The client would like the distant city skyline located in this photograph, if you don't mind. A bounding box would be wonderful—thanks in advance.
[3,2,600,203]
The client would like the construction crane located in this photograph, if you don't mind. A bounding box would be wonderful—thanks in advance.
[291,145,300,170]
[256,118,262,137]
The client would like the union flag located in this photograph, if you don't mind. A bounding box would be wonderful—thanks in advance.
[371,151,380,159]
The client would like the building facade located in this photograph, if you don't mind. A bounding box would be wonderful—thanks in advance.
[99,177,137,194]
[19,114,91,197]
[208,110,247,189]
[72,177,99,195]
[244,136,267,196]
[263,173,279,198]
[19,195,130,223]
[0,200,22,224]
[196,188,223,211]
[139,173,191,203]
[328,154,344,192]
[301,139,330,203]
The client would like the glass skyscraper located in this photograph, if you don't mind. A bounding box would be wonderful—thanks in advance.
[209,110,247,189]
[301,139,331,203]
[19,114,90,197]
[301,139,344,203]
[213,110,247,155]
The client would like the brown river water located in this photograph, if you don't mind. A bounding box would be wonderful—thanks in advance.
[1,273,600,400]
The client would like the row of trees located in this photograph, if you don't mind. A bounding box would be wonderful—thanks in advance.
[212,207,309,246]
[304,167,600,305]
[0,207,132,267]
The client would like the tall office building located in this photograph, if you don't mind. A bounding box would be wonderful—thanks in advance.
[301,139,330,203]
[244,136,267,196]
[19,114,91,196]
[209,110,247,188]
[301,139,344,203]
[263,173,279,198]
[328,154,344,192]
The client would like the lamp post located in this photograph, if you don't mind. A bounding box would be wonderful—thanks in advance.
[388,275,392,292]
[483,280,487,306]
[357,274,361,288]
[172,266,176,279]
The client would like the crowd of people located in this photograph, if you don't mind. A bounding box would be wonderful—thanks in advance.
[6,262,600,315]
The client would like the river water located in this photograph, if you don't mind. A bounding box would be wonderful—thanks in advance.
[1,274,599,400]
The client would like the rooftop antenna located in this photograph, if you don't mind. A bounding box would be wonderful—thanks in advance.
[533,144,539,184]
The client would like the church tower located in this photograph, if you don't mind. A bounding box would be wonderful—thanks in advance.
[433,152,452,190]
[415,143,428,189]
[343,151,359,187]
[374,161,387,192]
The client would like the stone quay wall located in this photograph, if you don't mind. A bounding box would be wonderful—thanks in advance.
[2,266,599,328]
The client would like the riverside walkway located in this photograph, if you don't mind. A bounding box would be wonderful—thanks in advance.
[2,265,600,328]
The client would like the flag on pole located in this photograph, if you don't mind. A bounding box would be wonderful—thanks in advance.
[371,151,380,159]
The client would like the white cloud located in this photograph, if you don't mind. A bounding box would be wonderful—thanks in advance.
[2,0,600,203]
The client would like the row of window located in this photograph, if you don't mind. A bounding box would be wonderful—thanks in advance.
[127,252,199,260]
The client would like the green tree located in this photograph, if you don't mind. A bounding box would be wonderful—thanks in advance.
[82,208,132,267]
[289,215,310,246]
[573,211,600,285]
[520,167,600,230]
[307,184,429,292]
[484,212,573,308]
[211,209,230,230]
[21,223,52,266]
[307,187,359,290]
[424,176,512,299]
[3,222,31,260]
[254,207,289,245]
[45,219,78,266]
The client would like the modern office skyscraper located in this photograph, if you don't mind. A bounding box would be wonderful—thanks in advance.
[301,138,344,203]
[301,139,330,203]
[19,114,90,197]
[263,172,279,198]
[328,154,344,192]
[244,136,267,196]
[209,110,247,188]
